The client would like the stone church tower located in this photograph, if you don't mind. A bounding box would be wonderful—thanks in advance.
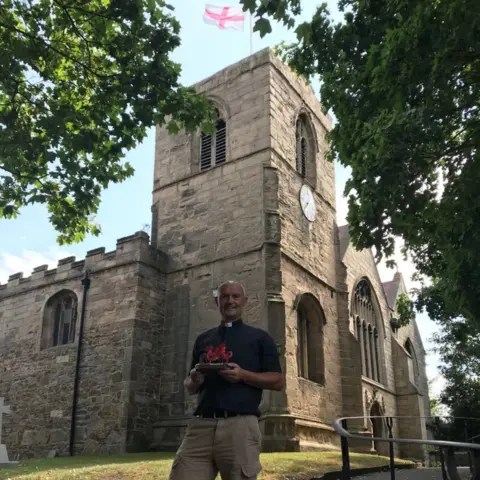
[151,48,341,451]
[0,48,430,459]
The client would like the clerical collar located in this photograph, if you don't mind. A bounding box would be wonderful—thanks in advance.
[220,318,243,328]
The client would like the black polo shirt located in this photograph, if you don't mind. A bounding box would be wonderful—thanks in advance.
[190,319,282,416]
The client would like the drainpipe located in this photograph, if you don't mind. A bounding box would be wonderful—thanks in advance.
[69,269,91,457]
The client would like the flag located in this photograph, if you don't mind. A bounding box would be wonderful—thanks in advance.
[203,4,246,31]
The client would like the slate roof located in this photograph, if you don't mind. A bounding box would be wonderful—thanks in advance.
[382,272,403,309]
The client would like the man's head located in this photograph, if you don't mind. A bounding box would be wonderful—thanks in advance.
[215,281,248,322]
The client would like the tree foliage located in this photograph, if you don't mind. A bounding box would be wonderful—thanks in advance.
[279,0,480,329]
[241,0,300,36]
[396,292,415,327]
[430,319,480,441]
[0,0,293,244]
[0,0,217,243]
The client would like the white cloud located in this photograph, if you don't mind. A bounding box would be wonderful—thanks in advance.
[0,247,74,284]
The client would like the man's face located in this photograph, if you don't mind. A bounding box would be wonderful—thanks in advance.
[217,283,247,322]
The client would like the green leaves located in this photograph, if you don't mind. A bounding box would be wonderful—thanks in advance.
[282,0,480,332]
[253,18,272,37]
[396,293,415,327]
[0,0,305,243]
[240,0,300,37]
[0,0,215,244]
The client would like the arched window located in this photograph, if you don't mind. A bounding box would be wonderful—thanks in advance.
[200,110,227,171]
[352,279,383,383]
[404,339,420,385]
[295,113,316,186]
[295,293,326,385]
[41,290,78,349]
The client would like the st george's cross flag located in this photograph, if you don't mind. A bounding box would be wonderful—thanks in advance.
[203,4,246,31]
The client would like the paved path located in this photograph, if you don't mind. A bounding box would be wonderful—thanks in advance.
[356,467,471,479]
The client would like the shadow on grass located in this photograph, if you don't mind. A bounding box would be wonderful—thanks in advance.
[0,452,175,479]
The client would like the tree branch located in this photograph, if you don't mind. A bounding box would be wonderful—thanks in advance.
[0,20,116,80]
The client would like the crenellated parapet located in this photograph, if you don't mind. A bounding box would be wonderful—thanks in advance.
[0,231,168,298]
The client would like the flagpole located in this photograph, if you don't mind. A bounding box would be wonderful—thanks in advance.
[249,12,253,55]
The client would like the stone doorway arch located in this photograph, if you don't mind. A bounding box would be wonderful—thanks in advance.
[370,402,388,456]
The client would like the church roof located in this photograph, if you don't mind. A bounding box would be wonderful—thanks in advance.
[338,225,350,259]
[382,272,403,309]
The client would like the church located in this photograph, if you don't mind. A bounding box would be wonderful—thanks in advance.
[0,49,430,460]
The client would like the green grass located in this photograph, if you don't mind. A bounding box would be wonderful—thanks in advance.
[0,451,411,480]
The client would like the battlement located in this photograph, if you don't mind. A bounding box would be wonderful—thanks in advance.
[192,47,332,131]
[0,231,168,297]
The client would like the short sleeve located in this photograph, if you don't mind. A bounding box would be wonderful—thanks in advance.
[259,332,282,373]
[189,337,200,372]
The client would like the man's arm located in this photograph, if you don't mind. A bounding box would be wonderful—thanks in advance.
[184,339,204,395]
[220,332,284,391]
[241,370,283,391]
[184,372,204,395]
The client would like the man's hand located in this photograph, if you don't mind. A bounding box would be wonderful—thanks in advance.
[219,363,244,383]
[190,368,205,386]
[184,367,204,395]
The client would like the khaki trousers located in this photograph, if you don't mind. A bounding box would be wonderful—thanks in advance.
[169,415,262,480]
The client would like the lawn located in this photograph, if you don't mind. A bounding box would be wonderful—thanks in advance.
[0,451,411,480]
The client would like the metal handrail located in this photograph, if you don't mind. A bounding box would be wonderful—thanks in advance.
[332,415,480,480]
[332,415,480,451]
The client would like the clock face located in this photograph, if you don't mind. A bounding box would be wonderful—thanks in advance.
[299,184,316,222]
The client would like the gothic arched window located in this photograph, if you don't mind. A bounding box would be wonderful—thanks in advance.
[200,110,227,171]
[41,290,78,349]
[404,338,420,385]
[295,113,316,187]
[352,279,383,383]
[296,293,326,385]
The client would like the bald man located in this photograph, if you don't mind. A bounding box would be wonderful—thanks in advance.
[169,281,283,480]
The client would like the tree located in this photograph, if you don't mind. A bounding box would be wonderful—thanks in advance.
[0,0,295,244]
[431,320,480,441]
[428,378,445,418]
[278,0,480,328]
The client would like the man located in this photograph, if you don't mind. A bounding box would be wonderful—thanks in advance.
[169,280,283,480]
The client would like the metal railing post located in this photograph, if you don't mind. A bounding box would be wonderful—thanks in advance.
[472,449,480,480]
[386,416,395,480]
[341,419,351,480]
[332,415,480,480]
[439,447,448,480]
[445,446,461,480]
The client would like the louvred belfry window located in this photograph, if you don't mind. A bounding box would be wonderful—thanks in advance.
[200,112,227,171]
[296,118,308,177]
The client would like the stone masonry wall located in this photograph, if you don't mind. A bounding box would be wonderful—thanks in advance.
[392,275,430,424]
[392,339,427,460]
[266,50,341,447]
[151,50,291,450]
[153,51,271,193]
[341,242,401,450]
[153,251,269,450]
[281,257,343,432]
[0,232,165,458]
[340,240,430,457]
[269,52,336,289]
[342,244,396,391]
[388,275,429,460]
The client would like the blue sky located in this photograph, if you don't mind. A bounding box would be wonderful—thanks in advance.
[0,0,443,395]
